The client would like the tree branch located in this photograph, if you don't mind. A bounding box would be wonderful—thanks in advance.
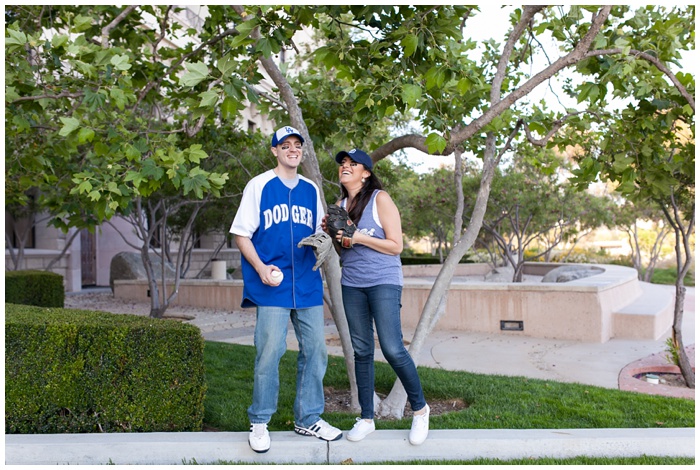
[371,134,453,162]
[451,6,612,145]
[12,91,83,103]
[101,5,138,48]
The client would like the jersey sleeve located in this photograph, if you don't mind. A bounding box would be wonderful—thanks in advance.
[230,180,260,238]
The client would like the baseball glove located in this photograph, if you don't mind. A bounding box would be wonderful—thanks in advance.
[326,204,357,248]
[297,232,333,271]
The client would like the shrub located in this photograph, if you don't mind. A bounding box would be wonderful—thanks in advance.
[5,304,206,434]
[5,270,65,308]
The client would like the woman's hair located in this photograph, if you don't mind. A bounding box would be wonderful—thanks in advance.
[340,168,383,224]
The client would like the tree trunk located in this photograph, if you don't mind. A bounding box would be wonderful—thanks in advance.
[662,196,695,389]
[672,284,694,388]
[378,133,502,417]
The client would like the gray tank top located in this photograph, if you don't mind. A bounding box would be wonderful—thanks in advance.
[340,190,403,287]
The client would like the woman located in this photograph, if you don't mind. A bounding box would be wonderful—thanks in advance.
[325,148,430,445]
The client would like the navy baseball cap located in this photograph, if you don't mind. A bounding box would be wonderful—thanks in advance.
[335,148,373,171]
[271,126,305,147]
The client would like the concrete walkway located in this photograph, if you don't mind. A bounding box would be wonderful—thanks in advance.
[5,285,695,464]
[6,428,694,465]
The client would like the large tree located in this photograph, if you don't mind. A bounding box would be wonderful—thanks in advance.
[568,95,695,388]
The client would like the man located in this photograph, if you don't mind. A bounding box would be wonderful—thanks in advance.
[230,126,342,453]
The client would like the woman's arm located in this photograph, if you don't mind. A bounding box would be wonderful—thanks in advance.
[350,191,403,255]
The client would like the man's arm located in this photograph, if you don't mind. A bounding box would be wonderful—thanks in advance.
[235,235,281,286]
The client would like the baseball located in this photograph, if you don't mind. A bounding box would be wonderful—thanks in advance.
[271,270,284,283]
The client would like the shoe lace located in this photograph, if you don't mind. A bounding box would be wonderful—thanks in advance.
[412,412,429,426]
[251,423,267,437]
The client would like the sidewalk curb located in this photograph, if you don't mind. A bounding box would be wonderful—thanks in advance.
[5,428,694,465]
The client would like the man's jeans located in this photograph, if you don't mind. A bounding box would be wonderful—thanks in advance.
[248,305,327,428]
[342,284,426,419]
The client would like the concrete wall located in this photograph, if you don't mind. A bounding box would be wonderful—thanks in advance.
[114,263,647,343]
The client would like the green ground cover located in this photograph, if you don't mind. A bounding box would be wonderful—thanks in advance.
[203,341,693,432]
[203,342,693,464]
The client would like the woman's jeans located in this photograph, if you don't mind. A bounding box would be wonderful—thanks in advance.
[248,305,327,428]
[342,284,426,419]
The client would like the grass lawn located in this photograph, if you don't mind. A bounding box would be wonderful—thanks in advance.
[203,342,694,464]
[203,341,693,433]
[650,267,695,287]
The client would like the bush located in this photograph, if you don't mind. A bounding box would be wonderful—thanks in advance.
[5,270,65,308]
[401,254,474,265]
[5,304,206,434]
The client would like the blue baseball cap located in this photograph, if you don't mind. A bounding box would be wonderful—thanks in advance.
[335,148,373,171]
[271,126,305,147]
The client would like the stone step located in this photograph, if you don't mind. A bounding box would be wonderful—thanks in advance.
[612,282,675,340]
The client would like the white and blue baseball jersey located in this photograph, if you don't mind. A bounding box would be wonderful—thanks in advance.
[230,169,325,309]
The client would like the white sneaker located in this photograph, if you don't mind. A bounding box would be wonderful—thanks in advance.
[346,418,376,442]
[408,405,430,445]
[294,418,343,441]
[249,423,270,453]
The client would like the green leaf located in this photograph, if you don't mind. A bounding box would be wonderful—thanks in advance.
[425,133,447,154]
[110,88,127,110]
[77,180,93,194]
[5,86,20,102]
[107,181,121,195]
[94,142,110,156]
[58,117,81,137]
[180,61,209,88]
[51,34,69,49]
[73,15,93,32]
[612,155,635,173]
[110,54,132,71]
[216,55,237,77]
[401,83,422,107]
[255,38,274,58]
[235,18,259,38]
[125,144,141,161]
[198,89,220,108]
[183,171,209,199]
[457,78,472,95]
[74,60,97,77]
[77,127,95,144]
[186,144,208,163]
[124,170,145,188]
[401,34,419,57]
[221,96,242,118]
[12,115,30,132]
[5,29,28,51]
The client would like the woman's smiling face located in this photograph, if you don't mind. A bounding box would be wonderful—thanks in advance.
[338,156,370,186]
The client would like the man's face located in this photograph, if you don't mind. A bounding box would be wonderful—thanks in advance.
[271,136,303,169]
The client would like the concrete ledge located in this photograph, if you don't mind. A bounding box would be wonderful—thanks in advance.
[5,428,694,465]
[612,282,675,340]
[114,263,656,342]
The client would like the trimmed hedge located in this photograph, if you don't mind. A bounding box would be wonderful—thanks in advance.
[5,270,65,308]
[401,256,475,265]
[5,304,206,434]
